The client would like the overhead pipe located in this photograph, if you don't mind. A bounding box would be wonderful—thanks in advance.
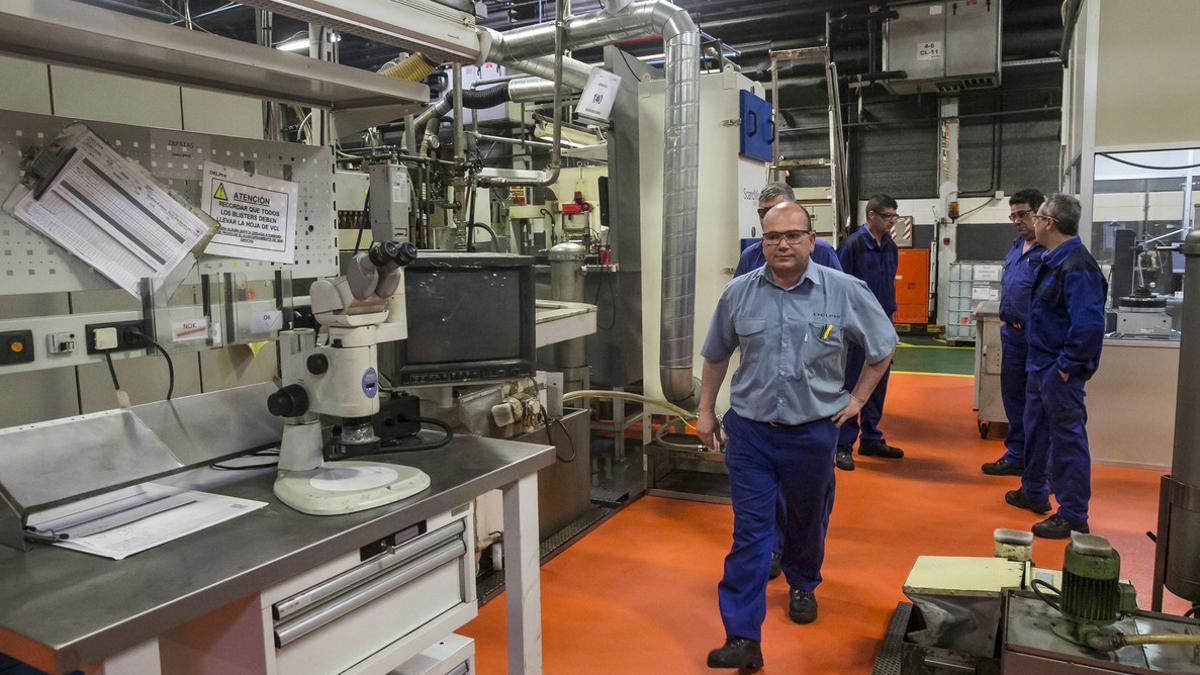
[474,0,566,188]
[485,0,701,405]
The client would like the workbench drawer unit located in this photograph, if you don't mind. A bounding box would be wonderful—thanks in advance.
[262,507,477,675]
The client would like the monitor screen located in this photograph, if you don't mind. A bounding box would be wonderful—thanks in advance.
[404,268,523,364]
[383,252,536,386]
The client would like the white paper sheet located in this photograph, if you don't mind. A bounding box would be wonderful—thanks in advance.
[201,161,298,264]
[27,483,267,560]
[11,124,213,299]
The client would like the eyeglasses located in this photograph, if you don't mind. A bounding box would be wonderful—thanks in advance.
[872,210,901,222]
[762,230,813,246]
[1032,213,1056,223]
[1009,209,1033,222]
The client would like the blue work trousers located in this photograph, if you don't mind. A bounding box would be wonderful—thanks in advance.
[718,410,838,641]
[999,327,1029,466]
[837,343,890,447]
[1020,366,1091,523]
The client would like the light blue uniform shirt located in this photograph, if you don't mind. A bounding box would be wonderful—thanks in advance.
[701,262,899,425]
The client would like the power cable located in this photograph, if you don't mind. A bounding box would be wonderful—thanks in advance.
[1098,152,1200,172]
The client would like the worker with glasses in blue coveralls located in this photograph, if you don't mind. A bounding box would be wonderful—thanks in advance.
[982,189,1047,477]
[1002,193,1107,539]
[697,202,897,671]
[834,194,905,471]
[734,182,843,585]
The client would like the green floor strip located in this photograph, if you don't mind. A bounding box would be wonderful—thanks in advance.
[892,334,975,376]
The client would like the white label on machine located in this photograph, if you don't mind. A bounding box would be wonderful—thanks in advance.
[929,4,943,15]
[973,264,1002,281]
[172,317,209,342]
[10,124,213,299]
[972,286,1000,301]
[917,41,943,61]
[575,68,622,123]
[201,161,298,264]
[250,310,283,334]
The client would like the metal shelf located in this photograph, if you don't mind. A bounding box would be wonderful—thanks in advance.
[0,0,430,111]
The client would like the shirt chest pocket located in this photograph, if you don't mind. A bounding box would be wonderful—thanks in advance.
[735,317,768,351]
[1035,273,1064,307]
[803,321,844,380]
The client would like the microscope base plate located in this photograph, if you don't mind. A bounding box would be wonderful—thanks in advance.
[274,461,431,515]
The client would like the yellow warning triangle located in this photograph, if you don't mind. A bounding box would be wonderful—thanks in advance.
[213,182,228,201]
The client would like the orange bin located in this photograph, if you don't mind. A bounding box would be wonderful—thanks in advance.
[894,248,930,324]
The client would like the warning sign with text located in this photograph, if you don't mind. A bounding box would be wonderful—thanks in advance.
[200,161,297,264]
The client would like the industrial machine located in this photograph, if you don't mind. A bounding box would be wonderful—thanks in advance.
[877,533,1200,674]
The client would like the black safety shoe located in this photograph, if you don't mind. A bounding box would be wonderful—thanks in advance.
[859,439,904,459]
[982,457,1023,476]
[768,552,782,580]
[835,445,855,471]
[1032,514,1089,539]
[1005,489,1051,515]
[788,588,818,624]
[706,637,763,670]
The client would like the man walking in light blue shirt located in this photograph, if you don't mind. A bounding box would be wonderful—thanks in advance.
[732,182,842,585]
[697,202,898,671]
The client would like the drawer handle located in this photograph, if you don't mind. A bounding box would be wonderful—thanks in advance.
[274,519,465,622]
[275,539,466,648]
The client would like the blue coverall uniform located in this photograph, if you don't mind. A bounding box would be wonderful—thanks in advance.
[702,263,897,641]
[733,238,842,567]
[836,224,898,448]
[1021,237,1107,524]
[997,237,1045,467]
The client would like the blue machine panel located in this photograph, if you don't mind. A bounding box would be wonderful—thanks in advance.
[739,89,774,163]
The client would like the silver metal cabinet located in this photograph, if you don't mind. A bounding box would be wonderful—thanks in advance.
[973,300,1005,439]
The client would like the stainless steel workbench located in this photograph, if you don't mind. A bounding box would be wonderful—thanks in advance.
[0,434,555,674]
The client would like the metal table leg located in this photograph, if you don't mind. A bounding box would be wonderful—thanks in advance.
[502,473,542,675]
[94,638,161,675]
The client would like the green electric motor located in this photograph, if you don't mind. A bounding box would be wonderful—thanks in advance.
[1048,532,1137,647]
[1060,532,1122,625]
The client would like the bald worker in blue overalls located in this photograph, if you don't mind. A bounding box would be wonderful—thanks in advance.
[1002,193,1107,539]
[697,202,897,671]
[982,189,1047,476]
[733,183,843,584]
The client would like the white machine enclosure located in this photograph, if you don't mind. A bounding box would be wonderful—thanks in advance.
[638,67,769,410]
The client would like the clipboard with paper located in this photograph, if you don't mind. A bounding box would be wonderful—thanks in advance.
[2,122,219,300]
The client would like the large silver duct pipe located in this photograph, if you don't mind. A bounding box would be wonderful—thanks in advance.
[486,0,701,404]
[1162,227,1200,602]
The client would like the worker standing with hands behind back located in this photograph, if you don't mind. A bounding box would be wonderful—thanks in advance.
[835,194,905,471]
[696,202,897,671]
[982,189,1046,476]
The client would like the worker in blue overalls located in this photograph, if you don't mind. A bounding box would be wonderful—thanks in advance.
[834,194,904,471]
[982,189,1047,476]
[1003,193,1107,539]
[735,183,842,277]
[734,182,843,585]
[698,202,897,670]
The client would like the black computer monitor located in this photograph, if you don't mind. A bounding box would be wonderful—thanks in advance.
[382,252,536,386]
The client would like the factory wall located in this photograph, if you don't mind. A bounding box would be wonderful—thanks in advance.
[782,68,1063,207]
[1093,0,1200,149]
[0,55,273,427]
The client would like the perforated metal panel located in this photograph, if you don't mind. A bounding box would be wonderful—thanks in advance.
[0,110,337,295]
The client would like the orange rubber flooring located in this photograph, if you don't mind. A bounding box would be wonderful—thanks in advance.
[461,372,1184,673]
